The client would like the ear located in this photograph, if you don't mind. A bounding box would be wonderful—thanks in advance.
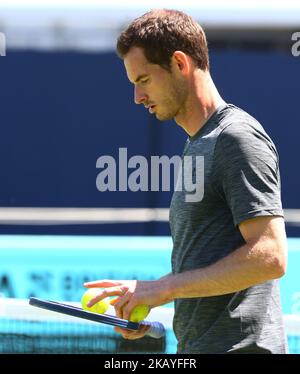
[172,51,190,75]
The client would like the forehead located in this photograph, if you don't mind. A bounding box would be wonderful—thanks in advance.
[123,47,152,83]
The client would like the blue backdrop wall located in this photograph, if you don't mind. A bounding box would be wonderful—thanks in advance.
[0,48,299,235]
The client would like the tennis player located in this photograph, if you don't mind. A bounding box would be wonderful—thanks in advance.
[85,9,288,353]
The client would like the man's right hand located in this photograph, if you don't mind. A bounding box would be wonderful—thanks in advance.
[114,324,151,340]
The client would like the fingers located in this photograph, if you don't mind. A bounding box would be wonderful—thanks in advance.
[110,294,142,320]
[112,292,132,319]
[109,297,120,306]
[110,296,138,321]
[82,280,140,317]
[120,299,138,321]
[114,324,150,340]
[86,285,128,307]
[83,280,123,288]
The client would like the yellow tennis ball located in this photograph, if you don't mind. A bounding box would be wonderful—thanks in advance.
[81,288,109,314]
[129,304,150,322]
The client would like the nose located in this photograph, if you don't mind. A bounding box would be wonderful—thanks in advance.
[134,85,147,105]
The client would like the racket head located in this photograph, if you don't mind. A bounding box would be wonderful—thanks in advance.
[29,297,140,331]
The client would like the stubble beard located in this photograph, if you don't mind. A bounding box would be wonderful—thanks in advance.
[155,79,188,122]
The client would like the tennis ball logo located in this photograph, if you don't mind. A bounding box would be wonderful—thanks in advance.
[129,304,150,322]
[81,288,109,314]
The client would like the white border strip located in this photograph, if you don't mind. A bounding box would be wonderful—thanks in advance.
[0,208,298,225]
[1,1,299,51]
[1,1,300,28]
[0,208,169,225]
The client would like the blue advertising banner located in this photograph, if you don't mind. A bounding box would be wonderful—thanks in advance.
[0,235,299,314]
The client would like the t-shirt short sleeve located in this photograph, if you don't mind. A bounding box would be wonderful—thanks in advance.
[213,121,284,226]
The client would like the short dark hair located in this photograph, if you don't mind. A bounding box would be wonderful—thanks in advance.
[116,9,209,71]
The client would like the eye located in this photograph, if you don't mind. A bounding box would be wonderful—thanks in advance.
[140,78,149,85]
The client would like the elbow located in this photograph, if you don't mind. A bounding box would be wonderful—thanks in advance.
[270,246,288,279]
[272,260,286,279]
[257,241,288,280]
[275,257,287,278]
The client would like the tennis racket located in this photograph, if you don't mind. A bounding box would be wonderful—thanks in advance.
[29,297,165,338]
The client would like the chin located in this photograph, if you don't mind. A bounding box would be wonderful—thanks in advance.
[156,112,175,121]
[156,115,169,121]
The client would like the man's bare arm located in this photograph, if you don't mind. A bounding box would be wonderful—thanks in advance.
[164,216,287,299]
[84,216,287,320]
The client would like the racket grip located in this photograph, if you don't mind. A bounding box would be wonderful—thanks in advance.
[142,321,166,339]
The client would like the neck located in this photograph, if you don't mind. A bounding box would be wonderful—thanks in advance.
[175,71,226,136]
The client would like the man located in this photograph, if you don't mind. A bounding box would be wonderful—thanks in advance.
[84,9,288,353]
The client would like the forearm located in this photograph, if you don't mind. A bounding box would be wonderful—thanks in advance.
[163,239,285,299]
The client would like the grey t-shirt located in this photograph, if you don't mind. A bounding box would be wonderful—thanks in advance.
[169,104,287,354]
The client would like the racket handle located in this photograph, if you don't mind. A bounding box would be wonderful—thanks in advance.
[142,321,166,339]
